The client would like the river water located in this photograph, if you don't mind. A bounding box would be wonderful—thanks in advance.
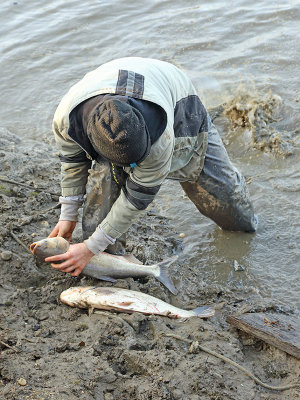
[1,0,299,310]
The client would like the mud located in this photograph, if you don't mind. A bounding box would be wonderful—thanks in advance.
[0,129,299,400]
[222,88,297,156]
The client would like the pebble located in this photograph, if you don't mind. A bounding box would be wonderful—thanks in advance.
[41,220,49,228]
[189,340,200,354]
[179,232,186,238]
[31,232,37,238]
[17,378,27,386]
[233,260,245,271]
[1,250,12,261]
[38,313,49,321]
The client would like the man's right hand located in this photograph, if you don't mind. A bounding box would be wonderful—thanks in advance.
[48,220,77,242]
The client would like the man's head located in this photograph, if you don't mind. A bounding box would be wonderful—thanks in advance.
[87,99,151,167]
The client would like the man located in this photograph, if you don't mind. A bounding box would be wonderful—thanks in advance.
[46,57,257,275]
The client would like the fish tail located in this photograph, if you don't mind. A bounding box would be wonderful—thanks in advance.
[191,305,215,318]
[156,255,178,295]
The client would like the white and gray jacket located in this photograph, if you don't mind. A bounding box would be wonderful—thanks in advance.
[52,57,209,248]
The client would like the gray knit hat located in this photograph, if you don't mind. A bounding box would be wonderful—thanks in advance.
[87,99,151,167]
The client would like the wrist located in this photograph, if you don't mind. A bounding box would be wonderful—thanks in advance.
[84,226,115,255]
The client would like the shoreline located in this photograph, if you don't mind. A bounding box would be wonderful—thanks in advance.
[0,129,299,400]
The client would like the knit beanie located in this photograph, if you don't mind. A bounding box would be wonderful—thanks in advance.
[87,99,151,167]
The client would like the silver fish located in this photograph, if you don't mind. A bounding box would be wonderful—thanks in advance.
[60,286,215,319]
[30,237,178,294]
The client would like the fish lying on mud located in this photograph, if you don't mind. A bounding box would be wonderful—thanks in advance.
[60,286,215,319]
[30,237,178,294]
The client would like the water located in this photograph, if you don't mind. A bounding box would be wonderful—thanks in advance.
[1,0,299,309]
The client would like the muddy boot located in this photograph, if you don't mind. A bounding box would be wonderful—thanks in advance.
[181,124,258,232]
[82,161,126,255]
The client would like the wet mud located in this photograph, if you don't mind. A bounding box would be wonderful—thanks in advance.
[1,129,299,399]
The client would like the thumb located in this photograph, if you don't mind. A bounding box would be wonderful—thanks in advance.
[48,225,59,238]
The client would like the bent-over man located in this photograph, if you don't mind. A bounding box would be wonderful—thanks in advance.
[47,57,257,275]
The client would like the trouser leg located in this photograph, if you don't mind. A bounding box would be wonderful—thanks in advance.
[82,161,126,254]
[180,124,258,232]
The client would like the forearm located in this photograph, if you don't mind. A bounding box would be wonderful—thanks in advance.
[99,190,148,238]
[83,190,143,254]
[60,161,91,196]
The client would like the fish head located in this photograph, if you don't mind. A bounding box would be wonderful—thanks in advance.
[30,237,70,260]
[60,287,90,307]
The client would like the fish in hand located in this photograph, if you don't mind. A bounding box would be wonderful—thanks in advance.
[30,237,178,294]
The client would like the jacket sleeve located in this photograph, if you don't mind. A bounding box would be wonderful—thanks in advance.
[53,122,92,196]
[99,130,174,239]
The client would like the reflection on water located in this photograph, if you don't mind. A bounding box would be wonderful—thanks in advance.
[0,0,299,309]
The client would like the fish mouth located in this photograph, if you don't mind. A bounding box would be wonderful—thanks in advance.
[30,242,37,255]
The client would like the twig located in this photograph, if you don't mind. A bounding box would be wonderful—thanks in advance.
[10,231,31,254]
[161,333,300,391]
[0,176,59,197]
[33,203,61,216]
[0,340,20,353]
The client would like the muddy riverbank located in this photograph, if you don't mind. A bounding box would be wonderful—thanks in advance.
[0,129,299,399]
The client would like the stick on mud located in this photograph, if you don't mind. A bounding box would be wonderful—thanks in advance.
[10,231,31,254]
[161,333,300,391]
[0,176,59,198]
[0,340,20,353]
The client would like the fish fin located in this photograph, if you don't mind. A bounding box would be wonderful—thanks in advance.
[97,276,118,283]
[88,306,94,316]
[156,255,178,295]
[192,305,215,318]
[122,254,143,265]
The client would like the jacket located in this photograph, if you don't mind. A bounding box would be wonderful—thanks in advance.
[52,57,209,239]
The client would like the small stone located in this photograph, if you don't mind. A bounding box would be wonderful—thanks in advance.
[179,233,186,238]
[1,251,12,261]
[17,378,27,386]
[31,232,37,238]
[41,220,49,228]
[38,313,49,321]
[233,260,245,271]
[189,340,200,354]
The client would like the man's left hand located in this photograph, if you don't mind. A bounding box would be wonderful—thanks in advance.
[45,242,94,277]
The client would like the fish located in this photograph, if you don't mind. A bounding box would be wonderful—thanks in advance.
[30,237,178,295]
[60,286,215,319]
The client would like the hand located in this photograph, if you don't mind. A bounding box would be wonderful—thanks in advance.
[48,220,77,242]
[45,242,94,277]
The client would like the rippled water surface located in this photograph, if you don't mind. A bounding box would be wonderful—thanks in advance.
[1,0,299,309]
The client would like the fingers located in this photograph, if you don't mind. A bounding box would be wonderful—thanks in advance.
[50,259,73,270]
[69,269,81,277]
[52,262,83,277]
[45,253,67,263]
[48,221,76,239]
